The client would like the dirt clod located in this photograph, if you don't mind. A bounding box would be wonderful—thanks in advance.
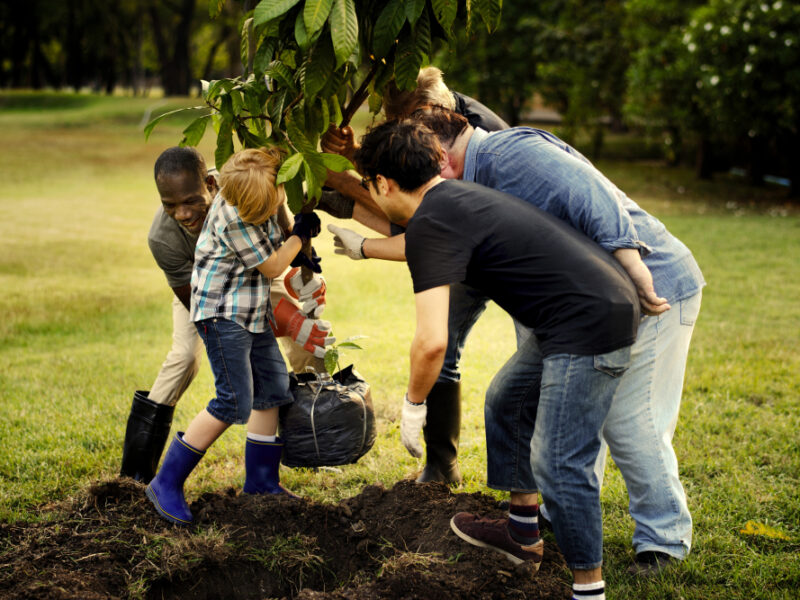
[0,479,571,599]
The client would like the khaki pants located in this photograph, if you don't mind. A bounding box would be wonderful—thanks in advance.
[148,271,325,406]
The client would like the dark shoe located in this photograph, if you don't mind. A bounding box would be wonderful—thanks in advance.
[120,391,175,483]
[450,512,543,570]
[627,551,677,576]
[416,381,462,484]
[242,437,299,498]
[146,432,205,526]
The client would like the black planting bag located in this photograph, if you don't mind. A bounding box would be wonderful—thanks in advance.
[279,365,376,467]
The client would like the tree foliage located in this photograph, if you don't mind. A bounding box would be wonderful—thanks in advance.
[151,0,503,214]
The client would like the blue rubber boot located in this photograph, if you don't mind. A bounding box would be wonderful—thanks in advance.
[242,437,299,498]
[146,432,205,525]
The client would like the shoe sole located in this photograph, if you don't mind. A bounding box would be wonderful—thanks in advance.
[450,516,542,571]
[145,485,191,526]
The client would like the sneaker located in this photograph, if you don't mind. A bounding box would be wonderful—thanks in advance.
[627,550,676,576]
[450,512,544,570]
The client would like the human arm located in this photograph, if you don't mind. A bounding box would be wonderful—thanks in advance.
[401,285,450,456]
[172,284,192,311]
[327,224,407,262]
[613,248,670,316]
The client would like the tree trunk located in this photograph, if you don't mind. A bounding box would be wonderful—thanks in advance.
[149,0,196,96]
[696,136,713,180]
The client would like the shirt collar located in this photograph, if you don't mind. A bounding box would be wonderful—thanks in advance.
[462,127,490,182]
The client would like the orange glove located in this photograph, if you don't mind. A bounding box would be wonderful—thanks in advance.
[284,267,326,317]
[270,298,334,358]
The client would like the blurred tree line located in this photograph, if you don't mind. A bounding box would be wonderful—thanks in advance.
[2,0,797,192]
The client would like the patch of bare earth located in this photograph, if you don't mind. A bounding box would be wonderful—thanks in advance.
[0,479,571,599]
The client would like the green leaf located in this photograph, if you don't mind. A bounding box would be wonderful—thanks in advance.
[395,9,429,91]
[286,117,316,154]
[253,38,278,76]
[215,118,235,169]
[209,0,225,18]
[276,152,304,184]
[324,347,339,376]
[328,95,343,125]
[303,38,335,101]
[330,0,358,68]
[143,107,203,141]
[180,115,211,147]
[405,0,426,25]
[304,0,333,36]
[240,17,254,72]
[284,170,305,214]
[431,0,457,34]
[319,152,353,172]
[476,0,502,33]
[265,60,297,93]
[373,0,406,58]
[253,0,302,26]
[294,10,310,49]
[336,341,362,350]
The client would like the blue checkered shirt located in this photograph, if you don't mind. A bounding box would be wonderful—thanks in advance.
[190,194,285,332]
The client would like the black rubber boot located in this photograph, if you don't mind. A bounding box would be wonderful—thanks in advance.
[416,381,462,484]
[120,391,175,483]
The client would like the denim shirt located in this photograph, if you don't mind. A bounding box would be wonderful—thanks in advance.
[463,127,705,303]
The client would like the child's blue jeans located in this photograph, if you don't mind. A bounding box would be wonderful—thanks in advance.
[195,318,293,425]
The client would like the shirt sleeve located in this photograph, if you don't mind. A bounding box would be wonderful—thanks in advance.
[405,215,472,293]
[148,238,193,288]
[219,218,275,269]
[484,133,652,257]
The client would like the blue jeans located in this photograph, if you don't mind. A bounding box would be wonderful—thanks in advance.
[439,282,490,382]
[485,334,631,569]
[195,318,293,425]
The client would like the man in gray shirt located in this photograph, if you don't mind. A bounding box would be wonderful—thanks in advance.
[120,146,330,483]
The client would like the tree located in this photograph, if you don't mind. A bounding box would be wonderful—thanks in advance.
[148,0,503,210]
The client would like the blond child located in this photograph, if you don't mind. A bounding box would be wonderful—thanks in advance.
[146,147,326,525]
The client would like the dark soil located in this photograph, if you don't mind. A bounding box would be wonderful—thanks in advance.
[0,479,571,599]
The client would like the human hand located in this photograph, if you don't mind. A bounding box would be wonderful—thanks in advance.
[327,224,366,260]
[290,247,323,273]
[292,212,321,243]
[401,393,427,458]
[613,248,670,316]
[270,298,335,358]
[321,124,357,161]
[284,267,326,318]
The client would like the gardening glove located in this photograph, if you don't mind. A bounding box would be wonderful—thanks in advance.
[290,247,323,273]
[328,224,366,260]
[401,393,427,458]
[292,212,321,243]
[270,298,335,358]
[315,187,355,219]
[284,267,327,318]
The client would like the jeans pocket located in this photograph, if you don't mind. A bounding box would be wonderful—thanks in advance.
[593,345,632,378]
[680,293,701,327]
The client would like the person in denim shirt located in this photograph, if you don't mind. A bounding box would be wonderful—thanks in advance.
[414,107,705,575]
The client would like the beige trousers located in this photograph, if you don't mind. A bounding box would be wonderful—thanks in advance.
[148,271,325,406]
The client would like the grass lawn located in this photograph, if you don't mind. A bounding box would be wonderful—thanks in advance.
[0,92,798,599]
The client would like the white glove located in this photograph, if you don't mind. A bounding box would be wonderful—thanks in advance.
[401,393,427,458]
[284,267,326,317]
[327,224,366,260]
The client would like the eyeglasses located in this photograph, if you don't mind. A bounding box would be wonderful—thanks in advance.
[360,176,373,191]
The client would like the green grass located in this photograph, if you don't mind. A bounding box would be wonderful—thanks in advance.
[1,92,798,598]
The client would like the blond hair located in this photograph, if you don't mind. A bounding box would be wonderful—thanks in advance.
[383,66,456,119]
[219,147,283,225]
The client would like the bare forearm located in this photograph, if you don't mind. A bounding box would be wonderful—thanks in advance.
[362,234,406,261]
[408,338,445,404]
[256,236,304,279]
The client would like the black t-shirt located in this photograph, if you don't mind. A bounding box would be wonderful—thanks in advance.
[452,91,510,132]
[405,180,639,356]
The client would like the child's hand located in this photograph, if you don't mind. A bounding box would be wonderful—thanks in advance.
[292,212,321,243]
[290,247,323,273]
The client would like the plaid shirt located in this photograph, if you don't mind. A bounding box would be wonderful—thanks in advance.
[190,193,284,332]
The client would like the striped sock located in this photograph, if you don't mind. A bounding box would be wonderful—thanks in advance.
[507,503,540,545]
[572,580,605,600]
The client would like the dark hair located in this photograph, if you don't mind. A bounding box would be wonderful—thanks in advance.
[410,106,470,148]
[354,119,442,192]
[154,146,208,184]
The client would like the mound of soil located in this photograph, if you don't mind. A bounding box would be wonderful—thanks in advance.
[0,479,571,599]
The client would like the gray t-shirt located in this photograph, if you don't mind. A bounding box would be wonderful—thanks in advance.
[147,168,217,288]
[148,207,198,288]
